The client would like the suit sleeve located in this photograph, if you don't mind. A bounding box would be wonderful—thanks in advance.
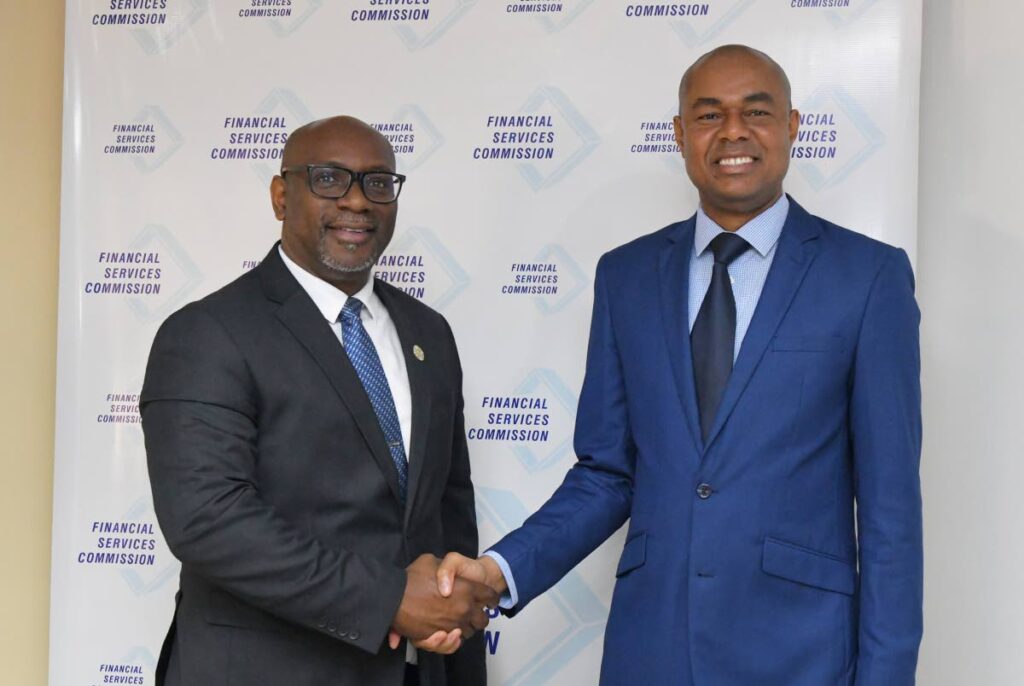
[489,255,635,613]
[141,304,407,655]
[437,318,487,685]
[849,249,923,685]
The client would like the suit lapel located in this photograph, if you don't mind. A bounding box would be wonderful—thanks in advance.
[657,217,704,456]
[258,247,404,506]
[702,198,822,451]
[375,281,432,527]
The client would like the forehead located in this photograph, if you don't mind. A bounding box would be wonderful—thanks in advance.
[684,53,786,106]
[290,124,395,169]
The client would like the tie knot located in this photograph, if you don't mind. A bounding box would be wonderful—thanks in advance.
[708,232,750,266]
[340,297,363,323]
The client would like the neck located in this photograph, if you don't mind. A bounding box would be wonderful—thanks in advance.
[328,270,372,296]
[701,191,783,232]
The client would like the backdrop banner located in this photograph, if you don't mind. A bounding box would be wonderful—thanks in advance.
[50,1,922,683]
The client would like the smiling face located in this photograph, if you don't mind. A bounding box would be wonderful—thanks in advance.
[673,48,799,230]
[271,116,398,294]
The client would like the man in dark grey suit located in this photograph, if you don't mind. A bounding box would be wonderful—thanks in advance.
[141,116,495,685]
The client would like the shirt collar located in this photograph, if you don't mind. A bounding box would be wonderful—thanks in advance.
[278,245,381,323]
[694,193,789,258]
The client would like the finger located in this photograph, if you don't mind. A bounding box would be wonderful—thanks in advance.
[469,605,490,633]
[436,630,463,655]
[388,629,401,650]
[412,629,452,651]
[437,567,454,597]
[437,553,468,596]
[469,579,500,608]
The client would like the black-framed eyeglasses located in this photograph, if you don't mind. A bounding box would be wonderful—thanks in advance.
[280,164,406,204]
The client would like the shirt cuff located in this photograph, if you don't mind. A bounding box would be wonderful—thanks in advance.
[482,550,519,609]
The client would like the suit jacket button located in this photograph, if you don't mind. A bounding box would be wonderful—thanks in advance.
[316,618,327,629]
[349,630,360,641]
[327,622,337,633]
[696,483,713,499]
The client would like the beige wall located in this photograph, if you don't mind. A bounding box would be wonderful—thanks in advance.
[0,1,64,682]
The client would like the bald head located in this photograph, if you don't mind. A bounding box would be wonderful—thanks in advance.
[670,43,799,231]
[272,114,400,295]
[679,44,792,111]
[282,115,395,170]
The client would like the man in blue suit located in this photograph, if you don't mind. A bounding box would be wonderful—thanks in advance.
[435,45,923,684]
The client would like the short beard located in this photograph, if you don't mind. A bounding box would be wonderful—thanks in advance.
[317,230,379,274]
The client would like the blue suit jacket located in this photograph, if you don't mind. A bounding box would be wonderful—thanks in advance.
[490,199,922,685]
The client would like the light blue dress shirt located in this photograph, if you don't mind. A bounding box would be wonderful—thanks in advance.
[486,194,791,608]
[689,193,788,359]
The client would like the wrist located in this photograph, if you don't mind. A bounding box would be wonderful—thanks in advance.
[479,555,508,595]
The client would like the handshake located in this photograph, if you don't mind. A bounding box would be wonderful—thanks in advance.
[388,552,509,654]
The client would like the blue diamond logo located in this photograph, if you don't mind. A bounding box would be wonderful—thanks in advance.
[793,85,884,191]
[658,106,685,175]
[132,0,210,55]
[530,245,588,315]
[823,0,882,29]
[130,105,184,174]
[124,225,204,322]
[248,88,314,182]
[383,226,470,311]
[476,487,607,685]
[517,86,600,190]
[508,369,578,473]
[116,647,157,670]
[393,0,477,51]
[533,0,596,33]
[267,0,326,36]
[117,498,180,597]
[387,104,446,172]
[669,0,755,47]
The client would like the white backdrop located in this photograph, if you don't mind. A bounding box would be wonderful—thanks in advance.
[50,1,922,683]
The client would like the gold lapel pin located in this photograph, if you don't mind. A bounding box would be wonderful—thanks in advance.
[413,345,425,362]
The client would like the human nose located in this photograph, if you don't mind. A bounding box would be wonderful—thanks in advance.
[336,177,371,211]
[719,110,750,141]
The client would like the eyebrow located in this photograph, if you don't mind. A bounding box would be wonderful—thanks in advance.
[743,91,776,105]
[690,92,777,109]
[313,161,395,172]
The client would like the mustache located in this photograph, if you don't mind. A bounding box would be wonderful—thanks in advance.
[322,218,377,231]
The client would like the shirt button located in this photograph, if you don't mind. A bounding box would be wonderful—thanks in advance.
[696,483,714,499]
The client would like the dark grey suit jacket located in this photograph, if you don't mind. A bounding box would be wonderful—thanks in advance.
[141,244,484,685]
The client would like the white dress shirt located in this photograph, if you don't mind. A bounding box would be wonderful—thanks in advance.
[279,246,412,457]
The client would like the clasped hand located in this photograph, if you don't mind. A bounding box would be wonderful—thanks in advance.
[388,553,508,655]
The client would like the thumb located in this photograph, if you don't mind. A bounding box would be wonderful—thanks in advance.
[388,630,401,650]
[437,563,454,597]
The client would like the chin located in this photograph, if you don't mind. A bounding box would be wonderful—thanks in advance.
[319,249,378,275]
[716,185,777,208]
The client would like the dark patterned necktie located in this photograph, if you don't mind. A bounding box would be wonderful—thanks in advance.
[691,232,751,441]
[339,297,408,504]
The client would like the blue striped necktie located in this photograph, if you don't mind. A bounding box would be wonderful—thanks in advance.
[339,297,408,504]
